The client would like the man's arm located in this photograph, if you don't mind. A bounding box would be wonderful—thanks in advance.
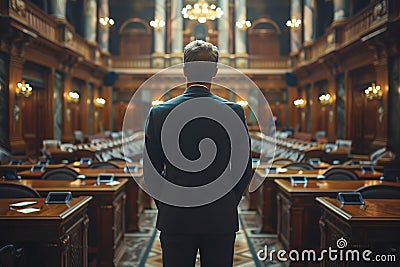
[233,106,252,205]
[144,107,165,176]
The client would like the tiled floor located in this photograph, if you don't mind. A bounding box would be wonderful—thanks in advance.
[117,200,289,267]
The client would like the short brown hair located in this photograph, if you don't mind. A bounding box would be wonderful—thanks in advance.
[184,40,219,63]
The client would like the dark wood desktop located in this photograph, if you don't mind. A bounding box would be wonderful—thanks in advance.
[317,197,400,267]
[0,179,127,267]
[274,179,400,252]
[252,167,383,233]
[0,196,92,267]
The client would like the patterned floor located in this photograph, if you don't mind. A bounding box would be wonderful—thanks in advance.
[117,201,289,267]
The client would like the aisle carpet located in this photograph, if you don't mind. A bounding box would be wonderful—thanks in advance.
[118,206,288,267]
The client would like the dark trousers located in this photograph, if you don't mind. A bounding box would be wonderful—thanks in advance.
[160,232,236,267]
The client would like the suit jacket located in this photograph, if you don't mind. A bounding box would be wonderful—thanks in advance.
[144,85,252,234]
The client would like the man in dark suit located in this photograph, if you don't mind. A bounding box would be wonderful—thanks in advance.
[144,40,252,267]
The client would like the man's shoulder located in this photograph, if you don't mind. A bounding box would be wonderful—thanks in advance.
[211,95,243,111]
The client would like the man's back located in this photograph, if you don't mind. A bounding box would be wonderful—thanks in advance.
[145,85,252,234]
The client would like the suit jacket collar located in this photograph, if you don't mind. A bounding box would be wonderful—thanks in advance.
[183,85,212,96]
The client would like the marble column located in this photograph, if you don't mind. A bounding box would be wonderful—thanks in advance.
[54,72,63,140]
[83,0,97,42]
[333,0,348,22]
[218,0,229,52]
[303,0,316,43]
[98,0,110,51]
[49,0,66,19]
[152,0,167,68]
[336,73,345,139]
[234,0,248,68]
[170,0,183,65]
[290,0,302,52]
[218,0,230,65]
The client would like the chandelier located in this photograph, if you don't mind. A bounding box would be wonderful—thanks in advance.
[182,0,223,24]
[293,98,306,108]
[364,82,382,100]
[286,18,301,28]
[319,93,333,105]
[16,80,33,97]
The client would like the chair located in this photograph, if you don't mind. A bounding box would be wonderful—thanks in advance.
[323,168,358,180]
[272,158,293,165]
[89,162,119,169]
[282,162,314,170]
[0,183,41,198]
[381,168,400,182]
[0,244,24,267]
[41,167,78,180]
[304,148,325,161]
[356,185,400,199]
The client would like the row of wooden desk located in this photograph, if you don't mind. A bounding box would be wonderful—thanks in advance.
[248,164,400,266]
[0,161,149,267]
[0,196,92,267]
[250,167,384,233]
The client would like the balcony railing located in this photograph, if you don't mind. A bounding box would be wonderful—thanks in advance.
[6,0,107,68]
[291,0,391,69]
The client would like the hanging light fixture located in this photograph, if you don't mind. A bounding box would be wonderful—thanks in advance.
[286,18,302,28]
[99,17,115,27]
[67,91,80,103]
[364,82,382,100]
[182,0,223,24]
[319,93,334,105]
[150,18,166,29]
[236,19,251,30]
[16,81,33,97]
[94,97,106,107]
[293,98,306,108]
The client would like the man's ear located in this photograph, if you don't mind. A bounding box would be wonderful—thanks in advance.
[183,64,188,78]
[212,66,218,78]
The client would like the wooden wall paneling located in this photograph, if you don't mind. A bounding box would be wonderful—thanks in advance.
[287,86,298,131]
[92,87,100,134]
[374,59,389,144]
[326,76,336,141]
[79,81,89,135]
[8,54,25,154]
[310,83,320,135]
[102,86,112,131]
[62,74,73,142]
[113,102,128,131]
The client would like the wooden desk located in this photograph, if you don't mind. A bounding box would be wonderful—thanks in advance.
[17,167,144,233]
[0,196,91,267]
[275,179,400,252]
[252,169,324,233]
[0,179,127,267]
[0,163,66,171]
[317,197,400,267]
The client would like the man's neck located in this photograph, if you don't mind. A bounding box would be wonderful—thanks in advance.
[187,82,211,90]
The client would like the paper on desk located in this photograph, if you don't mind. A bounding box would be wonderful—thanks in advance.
[9,201,37,207]
[16,208,41,214]
[106,181,120,186]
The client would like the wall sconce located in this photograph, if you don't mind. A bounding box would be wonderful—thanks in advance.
[150,18,166,29]
[319,93,333,105]
[364,82,382,100]
[67,91,80,103]
[152,100,164,106]
[236,19,251,30]
[99,17,115,27]
[94,97,106,107]
[16,80,33,97]
[294,98,306,108]
[286,18,301,28]
[236,100,248,107]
